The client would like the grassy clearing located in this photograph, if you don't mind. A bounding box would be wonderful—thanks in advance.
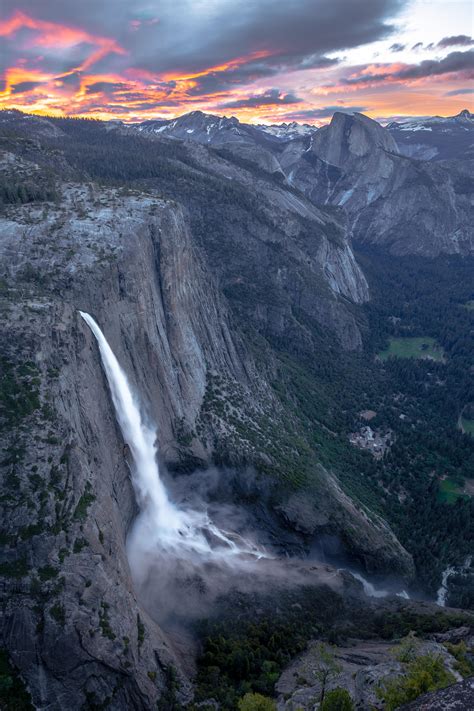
[378,337,444,362]
[437,478,467,504]
[461,417,474,436]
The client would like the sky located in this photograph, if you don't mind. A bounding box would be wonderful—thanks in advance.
[0,0,473,124]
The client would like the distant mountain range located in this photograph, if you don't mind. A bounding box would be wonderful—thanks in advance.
[386,109,474,161]
[112,108,473,256]
[129,108,474,161]
[2,106,472,256]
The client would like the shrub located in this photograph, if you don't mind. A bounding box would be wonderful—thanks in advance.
[73,483,95,521]
[444,640,474,678]
[38,565,58,581]
[99,602,115,640]
[321,688,354,711]
[377,654,455,710]
[137,614,145,646]
[0,649,33,710]
[49,603,65,626]
[238,692,277,711]
[0,558,29,579]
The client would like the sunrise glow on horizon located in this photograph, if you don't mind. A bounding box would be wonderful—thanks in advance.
[0,0,472,125]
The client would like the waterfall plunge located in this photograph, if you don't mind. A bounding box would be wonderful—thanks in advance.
[80,312,266,588]
[436,556,472,607]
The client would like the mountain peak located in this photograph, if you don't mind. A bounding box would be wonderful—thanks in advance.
[311,111,397,167]
[455,108,473,119]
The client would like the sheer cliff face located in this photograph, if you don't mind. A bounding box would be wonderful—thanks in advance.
[0,175,412,708]
[309,111,398,169]
[283,113,474,257]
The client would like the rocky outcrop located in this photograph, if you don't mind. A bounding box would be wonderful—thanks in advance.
[111,127,369,351]
[400,677,474,709]
[278,467,414,578]
[309,111,398,168]
[276,634,468,710]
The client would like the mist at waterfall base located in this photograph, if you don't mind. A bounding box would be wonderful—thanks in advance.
[80,312,322,624]
[308,534,410,600]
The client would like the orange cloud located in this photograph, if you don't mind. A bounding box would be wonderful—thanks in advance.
[0,11,126,70]
[162,50,273,82]
[0,14,471,125]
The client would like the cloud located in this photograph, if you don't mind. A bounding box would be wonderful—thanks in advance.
[0,10,126,74]
[10,80,43,94]
[445,87,474,96]
[342,49,474,86]
[219,88,302,109]
[0,1,406,77]
[394,49,474,80]
[281,105,368,121]
[411,42,423,50]
[85,81,131,94]
[2,1,467,123]
[437,35,473,49]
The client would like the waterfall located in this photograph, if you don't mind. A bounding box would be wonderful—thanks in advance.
[437,566,455,607]
[436,556,472,607]
[349,571,410,599]
[79,312,266,582]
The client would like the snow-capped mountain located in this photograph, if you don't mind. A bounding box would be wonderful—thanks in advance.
[119,107,473,256]
[134,111,318,144]
[136,110,251,143]
[386,109,474,160]
[255,121,318,140]
[130,108,473,162]
[129,110,300,174]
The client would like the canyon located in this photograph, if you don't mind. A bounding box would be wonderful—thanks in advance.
[0,108,473,709]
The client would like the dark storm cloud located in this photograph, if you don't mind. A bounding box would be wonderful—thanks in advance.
[390,43,405,52]
[437,35,473,48]
[11,81,43,94]
[186,54,339,98]
[188,61,280,96]
[342,49,474,85]
[85,81,131,94]
[219,89,302,109]
[2,0,407,78]
[395,49,474,79]
[54,72,82,90]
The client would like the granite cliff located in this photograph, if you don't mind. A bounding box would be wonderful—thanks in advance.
[0,162,410,707]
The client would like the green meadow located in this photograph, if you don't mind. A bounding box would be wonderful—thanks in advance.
[461,416,474,436]
[378,336,444,362]
[437,477,468,504]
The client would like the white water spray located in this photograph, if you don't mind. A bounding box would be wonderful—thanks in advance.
[79,312,266,585]
[349,571,409,600]
[436,556,472,607]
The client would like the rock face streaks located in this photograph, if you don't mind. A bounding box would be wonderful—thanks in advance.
[0,180,412,709]
[282,112,473,257]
